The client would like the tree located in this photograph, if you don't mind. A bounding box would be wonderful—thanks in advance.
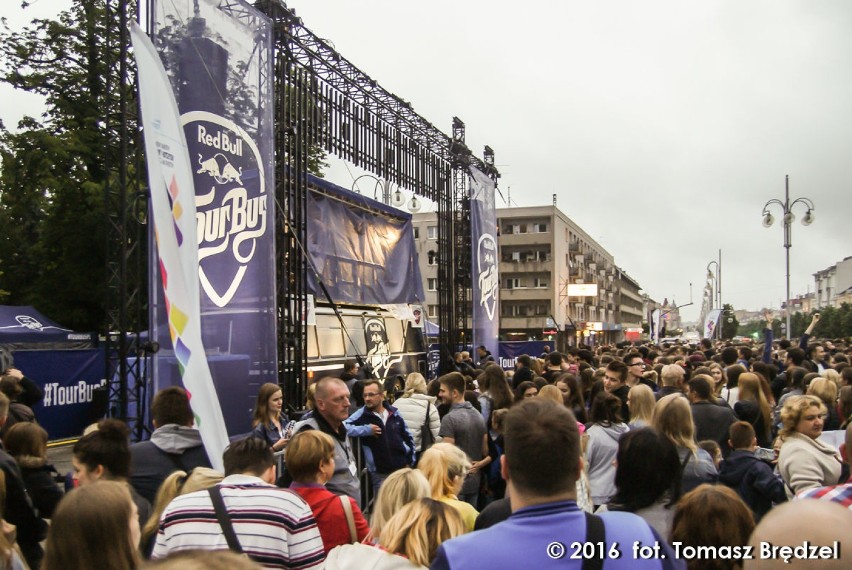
[0,2,116,331]
[720,303,739,340]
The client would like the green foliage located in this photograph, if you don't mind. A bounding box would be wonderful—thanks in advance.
[0,2,113,331]
[737,304,852,339]
[720,303,739,339]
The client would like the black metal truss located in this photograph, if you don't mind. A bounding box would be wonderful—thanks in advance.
[105,0,149,440]
[254,0,499,387]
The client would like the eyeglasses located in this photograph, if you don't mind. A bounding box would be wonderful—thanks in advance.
[629,362,645,367]
[363,392,382,398]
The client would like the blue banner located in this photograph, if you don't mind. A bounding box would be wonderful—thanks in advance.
[15,349,107,440]
[497,341,554,371]
[149,0,276,435]
[306,176,425,306]
[469,167,499,361]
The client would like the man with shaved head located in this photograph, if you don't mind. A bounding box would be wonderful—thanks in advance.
[745,500,851,569]
[293,377,361,506]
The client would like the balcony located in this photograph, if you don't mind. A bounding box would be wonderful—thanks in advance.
[500,287,552,300]
[500,260,550,274]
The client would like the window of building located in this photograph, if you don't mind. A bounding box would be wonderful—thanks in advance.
[506,278,521,289]
[427,305,437,318]
[427,226,437,239]
[427,278,437,291]
[534,223,547,233]
[534,278,548,288]
[427,250,438,265]
[413,227,420,239]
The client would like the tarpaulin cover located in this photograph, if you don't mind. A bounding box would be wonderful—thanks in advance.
[306,175,425,306]
[0,305,96,348]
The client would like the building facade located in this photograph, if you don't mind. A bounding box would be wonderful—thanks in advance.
[412,205,648,347]
[813,256,852,309]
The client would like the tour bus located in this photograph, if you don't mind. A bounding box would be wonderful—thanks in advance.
[306,303,427,383]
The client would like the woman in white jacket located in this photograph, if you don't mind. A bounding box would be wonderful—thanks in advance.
[394,373,440,454]
[778,395,843,497]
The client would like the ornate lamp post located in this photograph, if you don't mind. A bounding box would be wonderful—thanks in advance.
[761,175,815,338]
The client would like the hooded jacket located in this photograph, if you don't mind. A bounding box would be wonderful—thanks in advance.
[15,454,64,519]
[129,424,212,503]
[718,450,787,521]
[585,422,630,505]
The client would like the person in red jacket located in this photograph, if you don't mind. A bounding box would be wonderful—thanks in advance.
[286,430,370,553]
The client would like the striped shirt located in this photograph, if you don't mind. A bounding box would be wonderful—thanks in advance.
[152,474,325,569]
[798,482,852,509]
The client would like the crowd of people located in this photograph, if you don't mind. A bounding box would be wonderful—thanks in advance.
[1,319,852,569]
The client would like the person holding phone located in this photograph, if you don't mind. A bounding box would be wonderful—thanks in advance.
[799,313,829,372]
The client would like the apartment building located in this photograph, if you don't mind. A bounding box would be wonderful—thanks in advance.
[412,205,648,346]
[813,256,852,309]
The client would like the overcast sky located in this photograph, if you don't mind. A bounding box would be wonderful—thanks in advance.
[4,0,851,323]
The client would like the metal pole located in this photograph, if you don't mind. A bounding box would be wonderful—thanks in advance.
[784,175,791,338]
[717,249,722,308]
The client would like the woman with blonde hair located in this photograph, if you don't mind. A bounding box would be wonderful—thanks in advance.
[286,430,370,552]
[807,377,840,431]
[43,480,141,570]
[252,382,291,452]
[734,373,773,448]
[394,372,440,454]
[368,467,431,543]
[626,384,655,428]
[777,395,842,497]
[537,385,563,405]
[140,467,224,556]
[325,498,466,569]
[653,394,717,493]
[417,443,478,531]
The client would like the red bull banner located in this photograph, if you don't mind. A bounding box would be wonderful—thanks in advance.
[147,0,276,435]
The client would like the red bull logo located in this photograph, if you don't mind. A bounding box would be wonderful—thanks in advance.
[183,112,268,308]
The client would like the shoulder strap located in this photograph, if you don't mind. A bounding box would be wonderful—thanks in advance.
[423,401,431,428]
[339,494,358,543]
[582,512,605,570]
[208,486,244,554]
[680,450,692,471]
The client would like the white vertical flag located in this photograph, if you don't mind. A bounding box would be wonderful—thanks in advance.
[130,21,229,471]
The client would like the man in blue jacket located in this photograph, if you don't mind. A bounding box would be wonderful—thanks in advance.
[431,398,684,570]
[345,378,415,497]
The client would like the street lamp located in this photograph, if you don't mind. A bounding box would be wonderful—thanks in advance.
[706,249,721,309]
[761,175,815,338]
